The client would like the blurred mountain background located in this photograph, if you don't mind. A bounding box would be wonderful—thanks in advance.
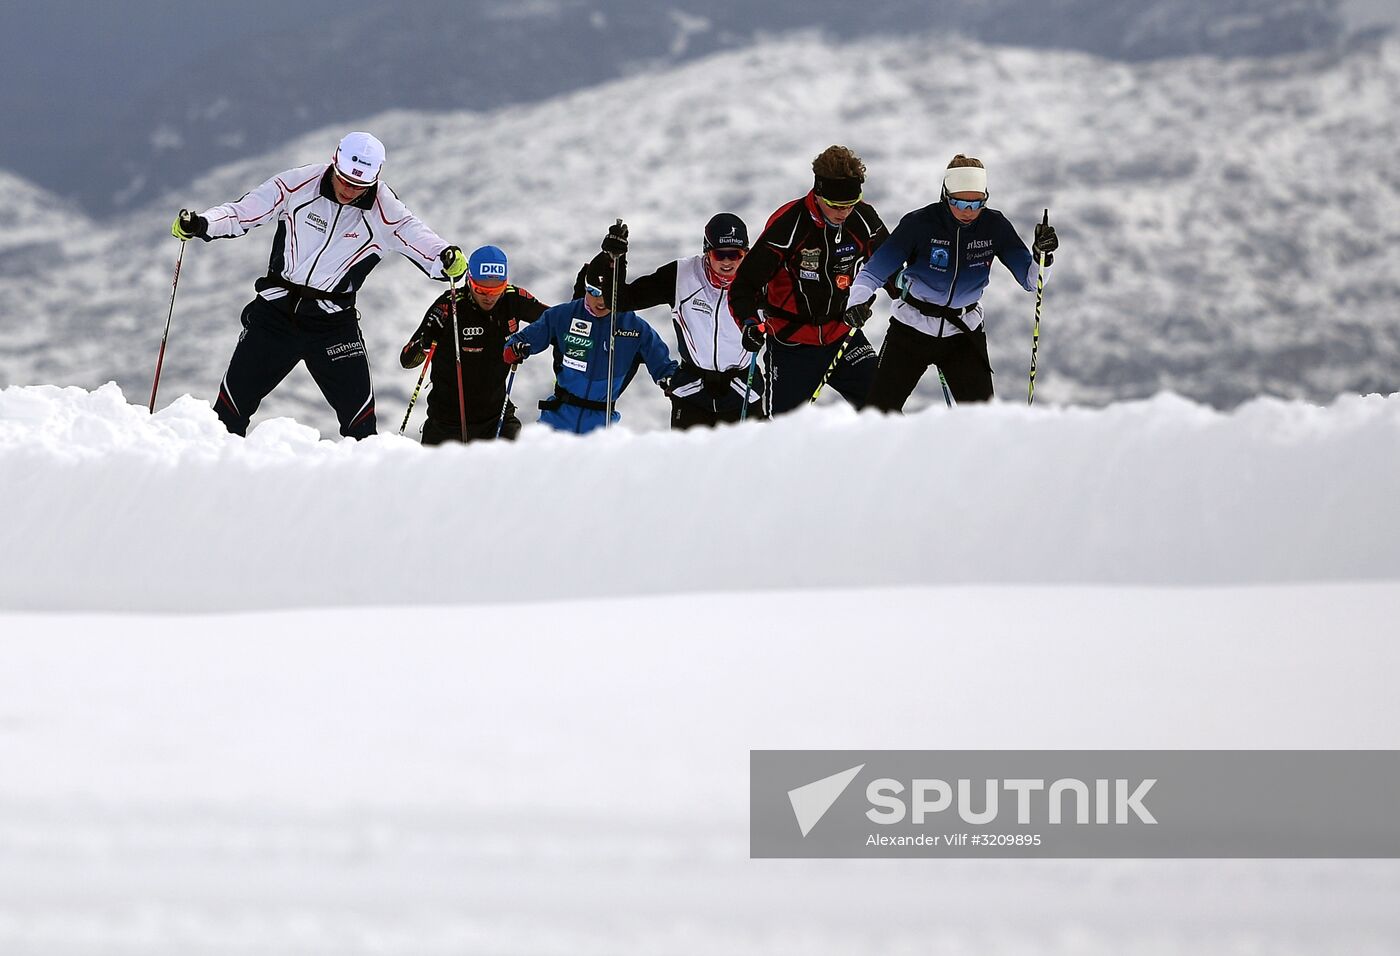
[1,0,1397,431]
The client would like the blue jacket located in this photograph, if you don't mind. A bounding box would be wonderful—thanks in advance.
[507,299,677,434]
[850,202,1039,312]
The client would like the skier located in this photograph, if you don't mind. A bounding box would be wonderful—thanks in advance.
[170,131,466,439]
[609,214,762,428]
[728,144,889,417]
[850,154,1059,408]
[399,245,547,444]
[503,240,677,435]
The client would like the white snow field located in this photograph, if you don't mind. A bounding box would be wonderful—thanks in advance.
[2,384,1400,955]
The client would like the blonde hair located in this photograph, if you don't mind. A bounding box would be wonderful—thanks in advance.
[812,145,867,181]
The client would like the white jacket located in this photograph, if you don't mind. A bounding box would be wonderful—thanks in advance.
[671,254,746,373]
[200,163,450,314]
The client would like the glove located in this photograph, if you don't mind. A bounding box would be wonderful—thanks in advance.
[503,339,531,365]
[419,303,449,347]
[171,209,207,241]
[656,375,675,396]
[843,297,874,330]
[441,245,467,279]
[1033,220,1058,267]
[601,219,628,258]
[740,320,766,354]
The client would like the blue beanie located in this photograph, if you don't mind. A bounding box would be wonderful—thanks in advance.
[468,245,508,285]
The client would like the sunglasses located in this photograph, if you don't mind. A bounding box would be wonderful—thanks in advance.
[709,248,746,261]
[584,282,606,298]
[819,194,862,209]
[947,196,987,211]
[470,278,506,294]
[331,166,373,190]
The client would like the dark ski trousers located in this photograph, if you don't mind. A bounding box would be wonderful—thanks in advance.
[669,361,763,430]
[421,403,522,445]
[670,397,759,430]
[215,296,376,439]
[764,330,878,417]
[867,320,994,411]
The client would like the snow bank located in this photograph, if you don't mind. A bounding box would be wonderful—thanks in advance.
[2,383,1398,611]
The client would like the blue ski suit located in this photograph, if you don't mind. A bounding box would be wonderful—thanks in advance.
[506,299,678,434]
[851,201,1046,408]
[849,201,1040,322]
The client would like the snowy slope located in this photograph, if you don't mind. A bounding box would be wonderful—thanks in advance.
[2,385,1399,953]
[2,384,1399,612]
[0,31,1398,436]
[2,591,1399,955]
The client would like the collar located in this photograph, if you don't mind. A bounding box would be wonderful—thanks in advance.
[803,190,842,227]
[703,255,735,289]
[319,166,378,209]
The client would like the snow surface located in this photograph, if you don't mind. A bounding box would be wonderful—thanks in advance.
[3,383,1400,611]
[2,385,1399,953]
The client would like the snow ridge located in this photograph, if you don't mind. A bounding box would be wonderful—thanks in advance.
[3,383,1397,612]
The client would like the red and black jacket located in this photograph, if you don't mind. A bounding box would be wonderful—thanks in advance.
[728,192,888,346]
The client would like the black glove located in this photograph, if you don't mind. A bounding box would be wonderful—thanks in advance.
[441,245,467,279]
[171,209,207,241]
[503,339,531,365]
[1033,220,1058,266]
[656,375,675,396]
[843,297,873,330]
[601,219,629,258]
[740,320,766,353]
[419,303,449,347]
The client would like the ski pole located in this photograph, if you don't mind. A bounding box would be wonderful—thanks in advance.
[399,343,435,435]
[496,363,518,439]
[1027,208,1049,407]
[937,367,953,407]
[148,240,187,413]
[448,278,467,441]
[810,325,859,403]
[740,347,759,422]
[604,241,620,429]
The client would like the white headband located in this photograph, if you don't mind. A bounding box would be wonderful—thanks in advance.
[943,165,988,196]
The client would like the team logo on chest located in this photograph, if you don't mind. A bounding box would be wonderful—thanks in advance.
[569,318,593,337]
[929,247,950,269]
[799,247,821,279]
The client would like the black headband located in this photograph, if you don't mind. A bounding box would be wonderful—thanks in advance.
[813,174,863,203]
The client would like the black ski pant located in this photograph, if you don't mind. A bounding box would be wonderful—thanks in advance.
[670,397,757,430]
[866,320,994,411]
[764,330,878,417]
[669,361,763,430]
[422,402,521,445]
[215,296,377,439]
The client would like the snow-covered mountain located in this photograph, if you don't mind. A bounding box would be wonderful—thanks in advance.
[2,385,1399,953]
[1,30,1397,434]
[1,0,1350,215]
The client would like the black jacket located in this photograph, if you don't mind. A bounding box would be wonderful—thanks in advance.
[401,285,547,426]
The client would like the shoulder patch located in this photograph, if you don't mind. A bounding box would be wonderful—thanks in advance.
[512,286,535,301]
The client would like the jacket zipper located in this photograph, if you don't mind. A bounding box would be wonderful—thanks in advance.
[305,203,345,290]
[713,287,724,368]
[945,222,962,309]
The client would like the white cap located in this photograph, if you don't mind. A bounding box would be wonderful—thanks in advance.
[943,164,988,196]
[333,131,385,186]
